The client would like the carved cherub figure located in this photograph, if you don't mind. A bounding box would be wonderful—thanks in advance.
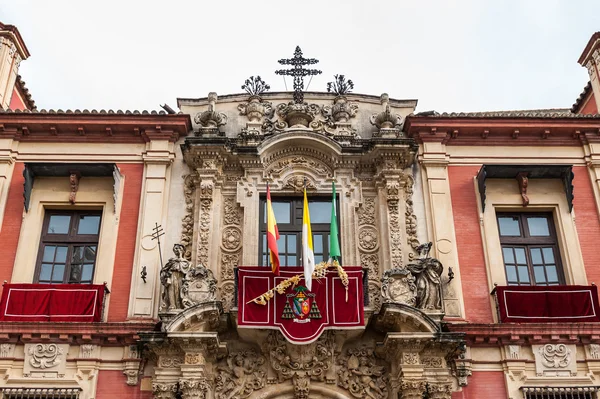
[216,353,264,399]
[348,355,385,399]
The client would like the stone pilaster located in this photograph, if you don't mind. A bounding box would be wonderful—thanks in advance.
[401,380,427,399]
[419,140,464,318]
[129,137,176,318]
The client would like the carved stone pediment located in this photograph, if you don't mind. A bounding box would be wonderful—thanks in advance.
[162,301,222,333]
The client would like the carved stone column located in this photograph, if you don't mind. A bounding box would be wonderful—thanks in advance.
[401,380,426,399]
[179,379,209,399]
[152,382,177,399]
[428,382,453,399]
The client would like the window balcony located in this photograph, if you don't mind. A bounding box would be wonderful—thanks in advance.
[0,283,108,322]
[492,285,600,323]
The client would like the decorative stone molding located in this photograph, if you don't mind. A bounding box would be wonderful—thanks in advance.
[356,195,382,311]
[0,343,15,358]
[284,175,316,192]
[219,196,242,312]
[358,226,379,252]
[194,92,227,136]
[337,347,388,399]
[386,179,403,269]
[238,94,274,139]
[533,344,576,377]
[427,382,453,399]
[214,350,266,399]
[507,345,520,359]
[322,95,359,141]
[79,344,96,359]
[588,344,600,359]
[24,343,68,378]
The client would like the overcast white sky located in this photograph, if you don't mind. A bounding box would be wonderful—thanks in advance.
[1,1,599,113]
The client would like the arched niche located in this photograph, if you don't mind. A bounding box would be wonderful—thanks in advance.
[373,303,441,333]
[163,301,222,333]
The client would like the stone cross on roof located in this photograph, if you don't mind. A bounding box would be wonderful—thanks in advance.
[275,46,322,104]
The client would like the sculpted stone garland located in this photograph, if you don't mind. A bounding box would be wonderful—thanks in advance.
[197,180,214,267]
[220,196,243,312]
[386,180,403,269]
[357,196,382,312]
[403,174,420,260]
[181,173,198,260]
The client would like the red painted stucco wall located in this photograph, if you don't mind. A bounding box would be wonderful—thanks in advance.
[108,163,143,321]
[448,165,494,323]
[96,371,152,399]
[451,371,507,399]
[0,162,25,283]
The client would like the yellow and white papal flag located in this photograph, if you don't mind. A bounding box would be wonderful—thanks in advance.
[302,187,315,290]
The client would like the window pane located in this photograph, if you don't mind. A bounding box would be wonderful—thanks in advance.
[534,266,546,283]
[530,248,542,264]
[498,217,520,236]
[506,266,517,282]
[288,255,297,266]
[277,237,285,252]
[47,215,71,234]
[40,263,52,280]
[287,235,296,253]
[542,247,555,263]
[262,255,267,266]
[55,246,68,263]
[527,217,550,236]
[515,248,526,264]
[52,264,65,281]
[308,202,329,223]
[82,264,94,282]
[77,215,101,235]
[264,202,291,224]
[315,255,323,264]
[262,234,266,252]
[502,248,514,264]
[546,265,558,283]
[43,246,56,262]
[314,234,323,253]
[518,266,530,283]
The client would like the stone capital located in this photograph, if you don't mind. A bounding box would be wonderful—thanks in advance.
[152,382,178,399]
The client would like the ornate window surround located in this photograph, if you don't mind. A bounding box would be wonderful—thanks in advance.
[477,177,588,321]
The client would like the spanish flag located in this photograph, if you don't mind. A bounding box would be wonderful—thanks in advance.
[266,183,280,275]
[302,187,315,290]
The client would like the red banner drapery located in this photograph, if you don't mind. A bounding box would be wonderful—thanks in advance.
[494,285,600,323]
[237,266,364,344]
[0,283,106,322]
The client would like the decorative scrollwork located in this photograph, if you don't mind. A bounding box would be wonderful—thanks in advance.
[28,344,63,369]
[337,347,388,399]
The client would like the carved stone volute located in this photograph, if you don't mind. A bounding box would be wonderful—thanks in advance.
[370,93,403,138]
[194,92,227,136]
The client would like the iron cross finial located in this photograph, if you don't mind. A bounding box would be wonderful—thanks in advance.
[275,46,322,104]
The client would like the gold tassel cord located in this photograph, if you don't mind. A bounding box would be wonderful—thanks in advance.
[246,261,349,306]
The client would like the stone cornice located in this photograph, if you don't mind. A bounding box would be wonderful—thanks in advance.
[445,322,600,346]
[404,116,600,146]
[0,113,191,143]
[0,321,157,345]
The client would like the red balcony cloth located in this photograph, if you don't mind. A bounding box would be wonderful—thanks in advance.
[0,283,105,322]
[494,285,600,323]
[238,266,364,344]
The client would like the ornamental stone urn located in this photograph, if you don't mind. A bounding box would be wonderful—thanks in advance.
[330,95,356,123]
[238,95,272,123]
[276,102,319,128]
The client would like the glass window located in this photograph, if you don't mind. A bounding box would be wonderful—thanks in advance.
[259,196,338,267]
[36,211,101,284]
[497,213,563,286]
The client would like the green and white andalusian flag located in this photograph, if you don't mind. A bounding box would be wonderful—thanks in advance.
[329,181,341,262]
